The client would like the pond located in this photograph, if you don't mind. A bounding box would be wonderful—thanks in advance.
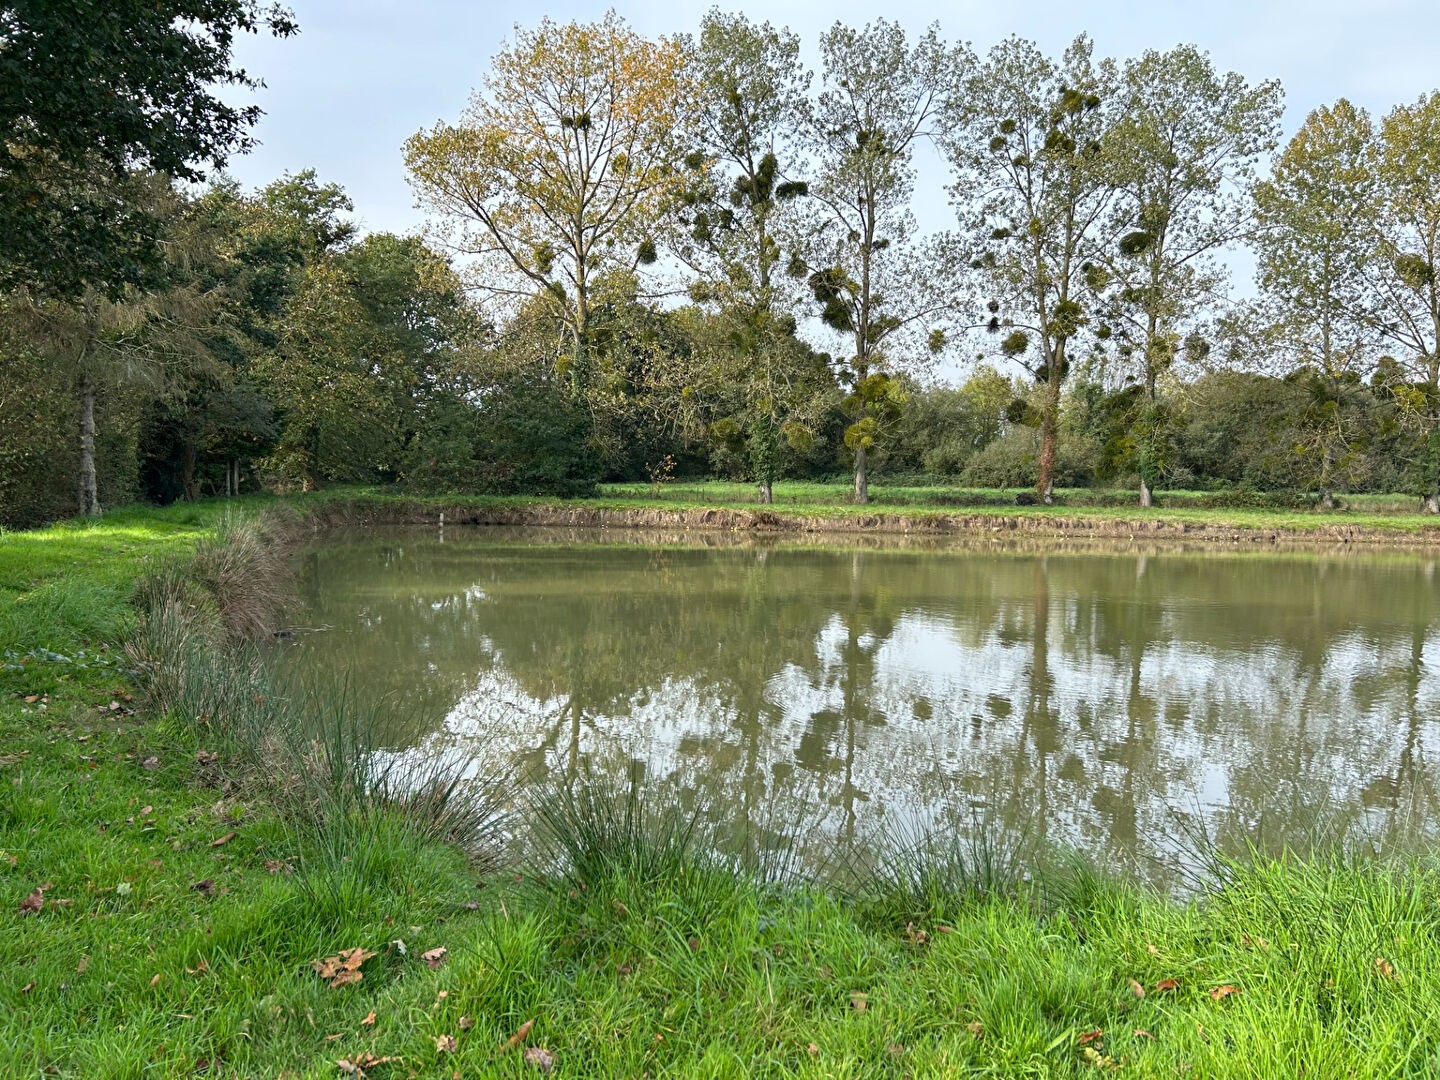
[287,526,1440,882]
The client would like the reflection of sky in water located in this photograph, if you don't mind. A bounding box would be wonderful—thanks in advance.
[303,532,1440,883]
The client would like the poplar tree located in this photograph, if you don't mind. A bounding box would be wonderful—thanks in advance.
[944,37,1124,503]
[1252,100,1379,508]
[1369,93,1440,510]
[1106,46,1282,506]
[676,11,822,503]
[799,20,962,504]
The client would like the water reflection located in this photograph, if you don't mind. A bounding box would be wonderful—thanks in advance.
[288,527,1440,881]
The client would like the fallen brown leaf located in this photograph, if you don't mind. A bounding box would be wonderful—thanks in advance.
[1133,1028,1154,1039]
[195,750,219,766]
[1155,978,1179,992]
[191,879,215,897]
[523,1046,554,1072]
[20,982,34,994]
[1146,943,1160,955]
[457,1016,474,1031]
[210,832,236,847]
[1128,978,1145,998]
[421,946,447,969]
[434,1033,456,1054]
[501,1018,535,1052]
[1078,1030,1104,1046]
[1209,985,1240,1001]
[264,859,287,874]
[19,884,49,915]
[75,955,89,975]
[966,1021,983,1039]
[361,1010,376,1027]
[1376,957,1399,982]
[141,756,160,770]
[336,1053,394,1076]
[849,991,868,1012]
[150,973,163,988]
[807,1042,820,1056]
[312,947,377,988]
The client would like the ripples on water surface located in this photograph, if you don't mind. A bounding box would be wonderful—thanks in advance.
[288,527,1440,882]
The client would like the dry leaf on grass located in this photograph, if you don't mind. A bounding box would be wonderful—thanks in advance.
[312,947,377,989]
[19,882,51,915]
[1128,978,1145,998]
[336,1053,395,1077]
[210,832,236,847]
[849,991,868,1012]
[433,1034,456,1054]
[1209,985,1241,1001]
[501,1019,534,1052]
[523,1047,555,1072]
[1376,957,1399,981]
[361,1011,376,1027]
[1155,978,1179,992]
[1078,1030,1104,1046]
[421,946,447,969]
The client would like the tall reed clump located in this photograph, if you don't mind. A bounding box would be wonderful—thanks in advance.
[127,509,510,912]
[837,814,1040,929]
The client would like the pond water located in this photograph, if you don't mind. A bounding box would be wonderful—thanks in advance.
[288,527,1440,881]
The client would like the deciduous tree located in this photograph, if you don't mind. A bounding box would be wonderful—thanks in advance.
[1251,100,1379,508]
[0,0,296,296]
[404,14,689,391]
[798,20,963,504]
[1105,46,1282,505]
[944,36,1124,503]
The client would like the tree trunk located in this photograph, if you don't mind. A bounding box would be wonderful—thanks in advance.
[77,370,100,517]
[853,446,868,505]
[1036,374,1061,505]
[757,481,773,504]
[1425,423,1440,513]
[181,441,199,502]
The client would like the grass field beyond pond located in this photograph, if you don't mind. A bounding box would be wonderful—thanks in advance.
[3,495,1439,1077]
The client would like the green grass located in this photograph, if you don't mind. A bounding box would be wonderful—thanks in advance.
[5,498,1440,1076]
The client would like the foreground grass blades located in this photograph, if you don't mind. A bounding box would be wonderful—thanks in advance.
[4,497,1440,1076]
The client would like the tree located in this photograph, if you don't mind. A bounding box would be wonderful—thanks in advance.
[677,11,820,502]
[798,20,962,504]
[0,0,296,297]
[1105,46,1282,505]
[944,36,1124,503]
[6,178,232,515]
[1369,92,1440,510]
[404,14,689,390]
[1251,100,1379,508]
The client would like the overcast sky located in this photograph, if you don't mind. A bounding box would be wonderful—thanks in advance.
[223,0,1440,244]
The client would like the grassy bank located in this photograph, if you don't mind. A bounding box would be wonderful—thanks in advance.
[4,500,1440,1076]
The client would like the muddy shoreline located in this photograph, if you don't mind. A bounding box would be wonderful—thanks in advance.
[301,499,1440,547]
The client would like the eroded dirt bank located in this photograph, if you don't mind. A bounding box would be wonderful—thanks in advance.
[301,499,1440,547]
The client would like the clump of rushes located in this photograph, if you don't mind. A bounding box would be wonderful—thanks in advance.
[127,509,510,876]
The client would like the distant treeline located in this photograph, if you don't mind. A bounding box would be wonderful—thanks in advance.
[3,7,1439,527]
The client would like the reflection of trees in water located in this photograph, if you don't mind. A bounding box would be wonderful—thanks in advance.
[292,530,1440,877]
